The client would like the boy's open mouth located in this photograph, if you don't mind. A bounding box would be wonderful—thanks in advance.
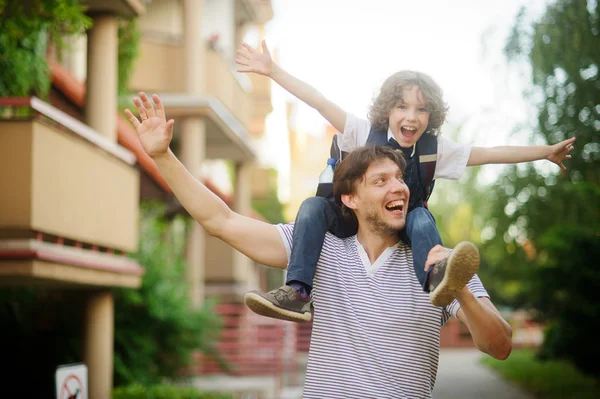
[400,126,417,138]
[385,199,405,215]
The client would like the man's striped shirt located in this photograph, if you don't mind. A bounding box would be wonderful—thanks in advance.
[277,223,489,399]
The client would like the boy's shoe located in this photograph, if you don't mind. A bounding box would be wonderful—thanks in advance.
[429,241,480,307]
[244,285,312,322]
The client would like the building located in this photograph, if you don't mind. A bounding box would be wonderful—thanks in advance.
[0,0,292,398]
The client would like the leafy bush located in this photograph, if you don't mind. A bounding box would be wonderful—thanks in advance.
[0,0,91,97]
[113,202,223,385]
[482,349,600,399]
[112,384,232,399]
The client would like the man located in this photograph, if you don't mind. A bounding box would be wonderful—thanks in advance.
[125,93,512,399]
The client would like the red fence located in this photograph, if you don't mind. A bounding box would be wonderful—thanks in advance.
[191,304,298,378]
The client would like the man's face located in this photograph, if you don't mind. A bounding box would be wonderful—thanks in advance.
[346,158,410,236]
[388,85,431,148]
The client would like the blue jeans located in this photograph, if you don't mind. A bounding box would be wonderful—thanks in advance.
[285,197,357,288]
[285,197,442,293]
[406,207,443,292]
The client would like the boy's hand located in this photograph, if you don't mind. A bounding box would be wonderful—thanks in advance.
[548,137,576,171]
[235,40,274,76]
[125,92,174,160]
[424,245,449,272]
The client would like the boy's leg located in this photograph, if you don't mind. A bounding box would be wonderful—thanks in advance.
[245,196,342,322]
[406,207,442,290]
[406,207,480,307]
[285,197,346,288]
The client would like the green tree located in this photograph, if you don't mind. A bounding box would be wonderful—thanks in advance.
[486,0,600,376]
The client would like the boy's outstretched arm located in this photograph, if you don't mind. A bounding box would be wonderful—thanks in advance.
[125,93,288,269]
[236,40,346,133]
[467,137,576,171]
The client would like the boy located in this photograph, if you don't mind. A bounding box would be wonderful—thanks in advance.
[236,41,575,322]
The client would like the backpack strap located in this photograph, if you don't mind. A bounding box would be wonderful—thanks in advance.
[416,133,438,203]
[365,127,388,146]
[330,133,348,161]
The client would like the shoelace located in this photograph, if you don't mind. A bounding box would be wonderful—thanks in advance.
[272,287,291,301]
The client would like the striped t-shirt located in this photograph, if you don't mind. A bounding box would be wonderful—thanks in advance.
[277,223,489,399]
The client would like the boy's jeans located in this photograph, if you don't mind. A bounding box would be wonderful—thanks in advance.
[285,197,442,293]
[286,197,357,288]
[405,206,443,292]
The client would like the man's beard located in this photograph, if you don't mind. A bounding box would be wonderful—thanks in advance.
[364,208,398,237]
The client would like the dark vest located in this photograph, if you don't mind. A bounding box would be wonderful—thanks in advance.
[317,128,438,211]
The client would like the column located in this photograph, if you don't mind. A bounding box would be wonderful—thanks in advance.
[83,291,114,399]
[180,117,206,307]
[233,162,255,291]
[181,0,207,307]
[85,14,118,141]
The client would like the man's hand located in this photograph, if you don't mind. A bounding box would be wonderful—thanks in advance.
[124,92,174,160]
[424,245,449,271]
[547,137,575,171]
[235,40,274,77]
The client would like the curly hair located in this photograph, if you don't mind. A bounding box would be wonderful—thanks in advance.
[368,70,448,135]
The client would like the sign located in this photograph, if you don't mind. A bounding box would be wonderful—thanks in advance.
[55,363,87,399]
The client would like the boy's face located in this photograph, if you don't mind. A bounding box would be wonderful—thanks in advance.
[387,85,431,148]
[343,158,409,235]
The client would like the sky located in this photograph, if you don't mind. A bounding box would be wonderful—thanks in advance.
[246,0,551,200]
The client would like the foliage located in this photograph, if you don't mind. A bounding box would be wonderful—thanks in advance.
[0,203,224,396]
[113,202,223,386]
[481,349,600,399]
[112,384,232,399]
[485,0,600,376]
[0,0,91,97]
[118,18,140,94]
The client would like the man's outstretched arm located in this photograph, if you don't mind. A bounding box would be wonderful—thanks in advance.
[426,246,512,360]
[455,291,513,360]
[125,93,288,269]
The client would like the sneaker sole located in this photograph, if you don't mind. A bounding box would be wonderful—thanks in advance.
[244,292,312,322]
[430,241,480,307]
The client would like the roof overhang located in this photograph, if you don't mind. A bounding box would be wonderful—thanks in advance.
[82,0,146,17]
[150,93,256,163]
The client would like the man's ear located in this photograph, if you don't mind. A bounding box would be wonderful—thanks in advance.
[341,193,358,210]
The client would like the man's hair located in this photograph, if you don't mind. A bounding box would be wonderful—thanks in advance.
[368,70,448,135]
[333,146,406,221]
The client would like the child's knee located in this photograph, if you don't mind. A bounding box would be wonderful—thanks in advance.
[407,207,435,234]
[298,197,330,221]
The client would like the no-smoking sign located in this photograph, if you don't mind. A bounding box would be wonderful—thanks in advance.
[56,364,87,399]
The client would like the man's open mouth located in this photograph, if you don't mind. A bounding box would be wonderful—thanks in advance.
[385,199,405,214]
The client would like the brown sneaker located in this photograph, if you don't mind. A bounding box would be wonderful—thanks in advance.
[244,285,312,322]
[429,241,480,307]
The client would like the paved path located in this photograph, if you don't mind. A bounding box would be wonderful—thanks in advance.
[433,348,534,399]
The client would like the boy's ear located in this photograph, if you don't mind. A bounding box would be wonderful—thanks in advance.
[341,193,358,210]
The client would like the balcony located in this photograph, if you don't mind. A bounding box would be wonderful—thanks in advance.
[0,97,143,288]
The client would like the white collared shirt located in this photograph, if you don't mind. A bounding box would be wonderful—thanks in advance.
[338,113,472,181]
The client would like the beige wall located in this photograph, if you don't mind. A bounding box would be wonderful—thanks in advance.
[138,0,184,41]
[285,122,335,221]
[129,41,185,93]
[0,120,139,252]
[204,234,234,281]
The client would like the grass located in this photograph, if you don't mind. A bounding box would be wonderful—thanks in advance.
[480,349,599,399]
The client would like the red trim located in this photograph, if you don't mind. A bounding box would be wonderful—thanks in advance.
[0,97,32,107]
[0,249,144,275]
